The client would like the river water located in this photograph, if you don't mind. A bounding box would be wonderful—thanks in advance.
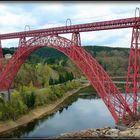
[2,85,115,138]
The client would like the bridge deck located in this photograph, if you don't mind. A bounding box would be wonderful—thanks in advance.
[0,17,140,40]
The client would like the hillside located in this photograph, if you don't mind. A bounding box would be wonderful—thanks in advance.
[2,45,130,77]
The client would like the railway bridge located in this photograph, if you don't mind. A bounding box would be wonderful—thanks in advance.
[0,8,140,124]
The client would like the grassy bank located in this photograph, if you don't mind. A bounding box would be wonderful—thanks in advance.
[0,81,89,136]
[0,80,81,121]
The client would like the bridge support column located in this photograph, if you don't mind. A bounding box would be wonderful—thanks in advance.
[125,26,140,117]
[0,40,4,72]
[71,32,81,46]
[19,37,26,47]
[0,40,3,58]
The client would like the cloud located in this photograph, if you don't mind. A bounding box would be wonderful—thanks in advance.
[2,39,19,48]
[0,2,139,48]
[79,28,132,48]
[35,2,64,12]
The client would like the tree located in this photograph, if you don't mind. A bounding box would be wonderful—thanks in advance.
[0,90,27,121]
[20,86,36,109]
[49,77,54,85]
[30,92,36,108]
[59,74,65,83]
[69,72,74,81]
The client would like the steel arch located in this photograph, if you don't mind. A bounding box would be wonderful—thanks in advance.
[0,35,132,123]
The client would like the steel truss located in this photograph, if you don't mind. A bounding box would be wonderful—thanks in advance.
[0,34,132,123]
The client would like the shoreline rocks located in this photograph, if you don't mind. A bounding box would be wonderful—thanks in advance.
[56,121,140,138]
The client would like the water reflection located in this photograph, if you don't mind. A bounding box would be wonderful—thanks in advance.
[1,85,115,138]
[58,94,79,114]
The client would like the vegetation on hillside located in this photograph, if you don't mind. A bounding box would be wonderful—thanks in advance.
[2,45,129,91]
[13,62,75,89]
[1,45,130,92]
[83,46,129,76]
[2,45,130,79]
[0,80,81,121]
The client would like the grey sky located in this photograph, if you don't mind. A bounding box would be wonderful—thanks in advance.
[0,2,140,48]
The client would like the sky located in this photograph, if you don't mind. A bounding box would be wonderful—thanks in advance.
[0,1,140,48]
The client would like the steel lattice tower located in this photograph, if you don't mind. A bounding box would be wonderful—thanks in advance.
[125,8,140,120]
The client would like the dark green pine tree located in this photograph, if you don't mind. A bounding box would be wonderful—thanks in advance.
[59,74,65,83]
[65,71,70,81]
[70,72,74,81]
[30,92,36,108]
[49,77,54,85]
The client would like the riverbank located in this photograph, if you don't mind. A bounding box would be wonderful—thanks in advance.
[57,121,140,138]
[0,83,90,136]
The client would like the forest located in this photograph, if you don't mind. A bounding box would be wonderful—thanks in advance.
[2,45,129,82]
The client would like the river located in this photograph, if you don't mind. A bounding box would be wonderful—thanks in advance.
[2,85,115,138]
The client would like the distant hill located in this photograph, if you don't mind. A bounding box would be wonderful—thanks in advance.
[2,45,130,60]
[2,46,130,77]
[83,45,129,55]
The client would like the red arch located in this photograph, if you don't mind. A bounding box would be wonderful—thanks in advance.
[0,35,132,123]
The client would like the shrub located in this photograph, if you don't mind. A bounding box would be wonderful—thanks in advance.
[19,85,36,109]
[35,90,49,106]
[51,85,64,98]
[0,90,27,121]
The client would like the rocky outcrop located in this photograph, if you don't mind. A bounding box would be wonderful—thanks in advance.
[57,121,140,138]
[118,121,140,137]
